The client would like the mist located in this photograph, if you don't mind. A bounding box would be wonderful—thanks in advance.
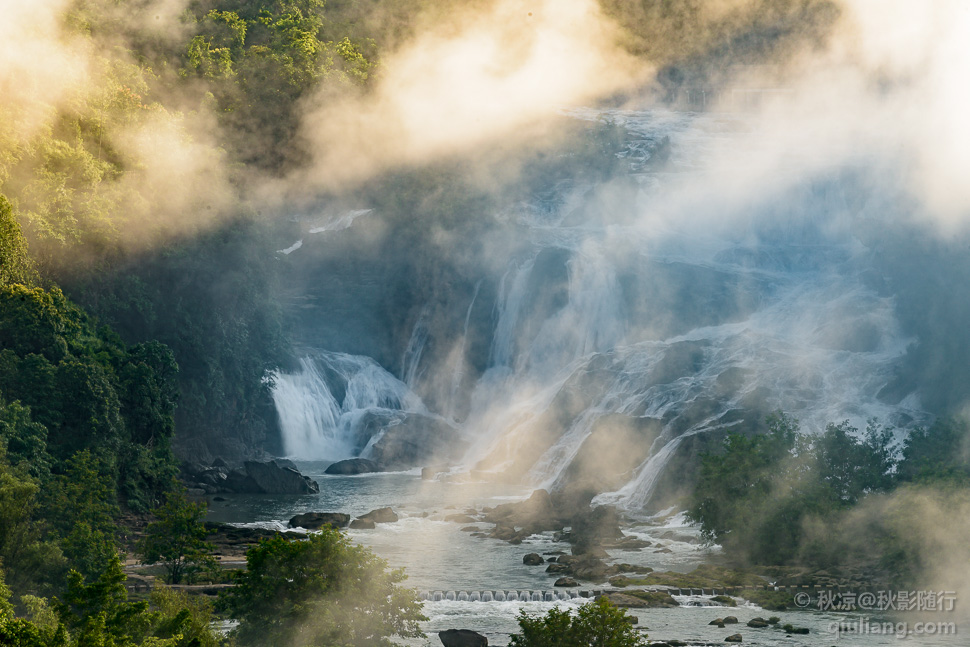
[4,0,970,636]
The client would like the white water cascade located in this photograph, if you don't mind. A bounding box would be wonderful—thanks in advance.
[271,108,929,511]
[271,352,428,459]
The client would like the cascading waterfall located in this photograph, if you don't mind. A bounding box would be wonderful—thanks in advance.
[271,108,929,512]
[401,305,432,388]
[489,260,535,370]
[271,352,428,459]
[447,280,483,421]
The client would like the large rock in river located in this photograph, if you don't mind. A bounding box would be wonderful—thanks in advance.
[289,512,350,529]
[363,413,463,470]
[358,507,399,523]
[239,460,319,494]
[438,629,487,647]
[325,458,379,475]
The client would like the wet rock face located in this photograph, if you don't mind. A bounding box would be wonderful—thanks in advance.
[358,507,399,523]
[242,460,320,494]
[182,459,319,495]
[324,458,379,475]
[438,629,488,647]
[289,512,350,529]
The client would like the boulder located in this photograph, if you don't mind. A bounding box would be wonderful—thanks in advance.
[746,618,769,628]
[349,518,376,529]
[725,634,742,643]
[438,629,487,647]
[445,514,478,524]
[289,512,350,529]
[240,460,319,494]
[422,465,449,480]
[484,489,559,530]
[364,413,463,470]
[723,616,739,624]
[358,507,399,523]
[325,458,380,475]
[523,553,544,566]
[599,593,649,609]
[554,577,578,587]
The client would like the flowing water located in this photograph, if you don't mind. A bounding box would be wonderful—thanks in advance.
[208,470,960,646]
[257,108,947,643]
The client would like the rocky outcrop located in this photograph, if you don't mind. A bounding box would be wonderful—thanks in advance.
[324,458,379,475]
[349,518,376,529]
[522,553,544,566]
[181,459,318,495]
[289,512,350,529]
[438,629,487,647]
[358,507,399,523]
[244,460,319,494]
[364,414,463,470]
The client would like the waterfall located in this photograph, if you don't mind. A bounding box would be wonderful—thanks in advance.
[271,352,427,459]
[272,108,930,511]
[447,280,483,420]
[401,305,431,388]
[489,259,535,369]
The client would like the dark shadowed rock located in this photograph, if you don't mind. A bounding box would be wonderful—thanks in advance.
[523,553,544,566]
[235,460,319,494]
[723,616,739,624]
[554,577,578,587]
[325,458,380,475]
[725,634,742,642]
[349,518,376,529]
[359,507,398,523]
[438,629,487,647]
[289,512,350,529]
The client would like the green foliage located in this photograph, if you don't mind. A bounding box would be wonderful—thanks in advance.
[68,211,290,459]
[686,414,901,564]
[0,450,64,594]
[508,597,646,647]
[56,556,150,644]
[137,486,215,585]
[146,586,223,647]
[740,589,793,611]
[0,195,36,287]
[897,418,970,485]
[220,528,426,647]
[0,278,178,511]
[181,0,376,169]
[0,399,49,481]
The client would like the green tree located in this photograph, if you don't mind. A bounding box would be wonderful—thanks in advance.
[0,449,63,594]
[897,418,970,485]
[509,597,646,647]
[0,399,50,481]
[0,567,69,647]
[0,194,37,288]
[220,528,426,647]
[145,586,225,647]
[137,487,215,585]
